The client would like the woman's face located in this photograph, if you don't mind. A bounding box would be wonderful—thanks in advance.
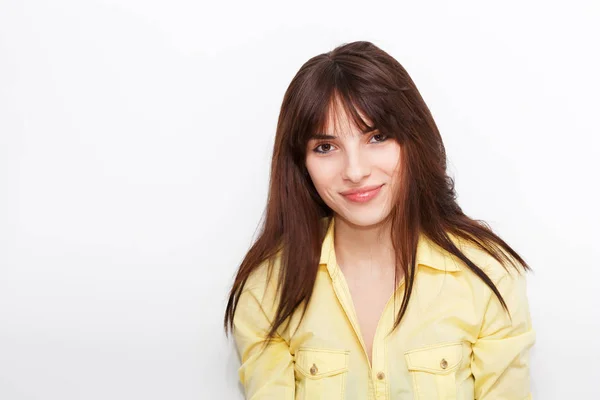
[305,104,402,228]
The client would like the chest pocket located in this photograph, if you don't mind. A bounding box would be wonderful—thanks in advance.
[293,347,349,400]
[404,341,464,400]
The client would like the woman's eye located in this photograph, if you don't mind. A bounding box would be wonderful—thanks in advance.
[314,143,334,153]
[371,133,389,143]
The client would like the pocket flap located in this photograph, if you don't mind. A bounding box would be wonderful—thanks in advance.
[294,348,349,379]
[404,341,463,374]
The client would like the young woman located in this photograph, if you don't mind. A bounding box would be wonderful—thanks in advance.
[223,41,535,399]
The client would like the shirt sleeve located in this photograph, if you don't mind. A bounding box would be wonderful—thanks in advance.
[232,286,295,400]
[471,267,536,400]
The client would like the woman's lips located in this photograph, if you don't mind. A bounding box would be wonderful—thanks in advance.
[341,184,384,203]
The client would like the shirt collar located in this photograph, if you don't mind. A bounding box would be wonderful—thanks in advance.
[318,216,462,276]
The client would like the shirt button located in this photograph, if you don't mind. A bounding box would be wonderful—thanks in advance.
[376,371,385,380]
[440,358,448,369]
[310,363,318,375]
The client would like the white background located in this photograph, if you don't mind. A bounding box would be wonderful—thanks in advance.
[1,0,599,399]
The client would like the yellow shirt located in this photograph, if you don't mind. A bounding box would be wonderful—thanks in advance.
[232,216,535,399]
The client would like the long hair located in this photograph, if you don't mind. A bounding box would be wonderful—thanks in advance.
[223,40,531,340]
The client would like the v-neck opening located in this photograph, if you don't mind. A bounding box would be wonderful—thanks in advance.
[333,266,406,372]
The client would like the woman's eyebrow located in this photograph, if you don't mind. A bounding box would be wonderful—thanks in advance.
[309,129,377,140]
[310,133,337,140]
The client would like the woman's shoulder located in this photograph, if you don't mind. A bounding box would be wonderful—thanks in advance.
[447,231,528,284]
[243,216,330,296]
[240,249,285,302]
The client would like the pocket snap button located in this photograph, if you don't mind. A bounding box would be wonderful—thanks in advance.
[310,363,318,375]
[440,358,448,369]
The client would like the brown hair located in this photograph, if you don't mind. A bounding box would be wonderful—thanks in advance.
[223,40,531,341]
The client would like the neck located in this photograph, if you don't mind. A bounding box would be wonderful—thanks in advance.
[333,214,396,276]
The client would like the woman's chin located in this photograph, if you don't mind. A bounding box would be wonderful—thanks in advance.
[336,210,392,229]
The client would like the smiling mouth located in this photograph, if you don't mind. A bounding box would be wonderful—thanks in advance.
[340,184,384,203]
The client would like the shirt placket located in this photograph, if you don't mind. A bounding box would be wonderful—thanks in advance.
[371,301,391,400]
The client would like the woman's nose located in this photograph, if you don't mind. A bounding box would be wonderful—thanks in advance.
[342,150,371,183]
